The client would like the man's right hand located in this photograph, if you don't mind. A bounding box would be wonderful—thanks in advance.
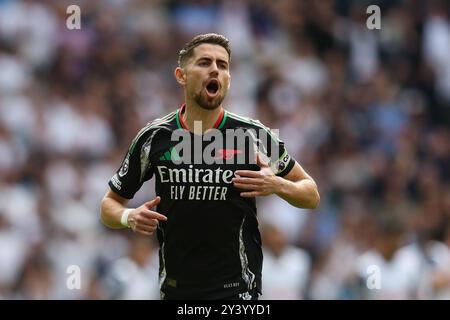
[127,196,167,236]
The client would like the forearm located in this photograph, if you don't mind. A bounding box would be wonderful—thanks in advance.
[275,177,320,209]
[100,196,129,229]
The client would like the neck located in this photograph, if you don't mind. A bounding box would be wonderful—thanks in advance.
[182,100,223,134]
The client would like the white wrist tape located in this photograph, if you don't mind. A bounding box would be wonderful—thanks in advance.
[120,209,133,228]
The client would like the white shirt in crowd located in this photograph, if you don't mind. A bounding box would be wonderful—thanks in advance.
[261,246,311,300]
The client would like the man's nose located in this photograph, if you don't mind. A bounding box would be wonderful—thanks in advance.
[209,62,219,76]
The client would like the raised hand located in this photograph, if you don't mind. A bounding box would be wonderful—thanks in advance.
[232,153,281,198]
[128,196,167,236]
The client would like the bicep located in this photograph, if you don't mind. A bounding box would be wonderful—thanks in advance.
[282,161,314,183]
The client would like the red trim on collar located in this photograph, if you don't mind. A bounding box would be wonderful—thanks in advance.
[179,104,224,130]
[178,103,189,130]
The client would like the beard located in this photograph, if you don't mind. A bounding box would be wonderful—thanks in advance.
[192,89,226,110]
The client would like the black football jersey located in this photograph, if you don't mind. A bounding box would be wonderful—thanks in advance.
[109,104,295,299]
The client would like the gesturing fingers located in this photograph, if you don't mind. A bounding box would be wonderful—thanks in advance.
[127,197,167,236]
[135,223,157,234]
[134,227,156,236]
[135,215,159,227]
[232,176,263,184]
[140,209,167,222]
[240,191,262,198]
[232,169,278,197]
[232,174,264,192]
[234,170,262,178]
[233,182,260,191]
[131,215,159,235]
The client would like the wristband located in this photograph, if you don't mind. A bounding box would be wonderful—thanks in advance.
[120,209,133,228]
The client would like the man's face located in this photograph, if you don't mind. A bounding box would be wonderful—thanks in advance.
[182,44,231,110]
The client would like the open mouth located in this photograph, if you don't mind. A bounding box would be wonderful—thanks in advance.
[205,79,220,97]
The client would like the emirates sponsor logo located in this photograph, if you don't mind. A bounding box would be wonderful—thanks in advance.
[157,165,234,184]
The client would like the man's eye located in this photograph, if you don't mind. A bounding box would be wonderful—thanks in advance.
[199,62,209,66]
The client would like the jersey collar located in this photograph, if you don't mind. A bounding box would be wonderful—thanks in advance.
[176,103,227,130]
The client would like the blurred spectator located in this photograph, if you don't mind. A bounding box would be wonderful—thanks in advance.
[260,223,310,300]
[349,215,423,299]
[102,236,160,300]
[0,0,449,299]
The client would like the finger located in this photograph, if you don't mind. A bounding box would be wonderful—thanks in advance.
[233,182,260,190]
[136,224,157,233]
[143,196,161,209]
[240,191,261,198]
[234,170,262,178]
[256,153,269,168]
[136,216,159,227]
[141,209,168,221]
[232,177,263,184]
[135,229,154,236]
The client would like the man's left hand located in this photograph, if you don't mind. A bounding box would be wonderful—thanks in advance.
[232,153,281,198]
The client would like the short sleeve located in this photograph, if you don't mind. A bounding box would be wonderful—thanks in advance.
[108,128,154,199]
[255,122,296,177]
[272,140,296,177]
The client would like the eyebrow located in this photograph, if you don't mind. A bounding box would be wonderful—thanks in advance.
[196,56,229,65]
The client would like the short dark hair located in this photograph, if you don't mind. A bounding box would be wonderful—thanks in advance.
[178,33,231,67]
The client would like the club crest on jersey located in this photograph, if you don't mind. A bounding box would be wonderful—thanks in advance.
[214,149,243,160]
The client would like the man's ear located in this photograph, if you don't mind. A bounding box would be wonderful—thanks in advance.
[174,67,186,85]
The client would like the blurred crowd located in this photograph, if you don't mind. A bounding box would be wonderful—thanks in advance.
[1,0,450,299]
